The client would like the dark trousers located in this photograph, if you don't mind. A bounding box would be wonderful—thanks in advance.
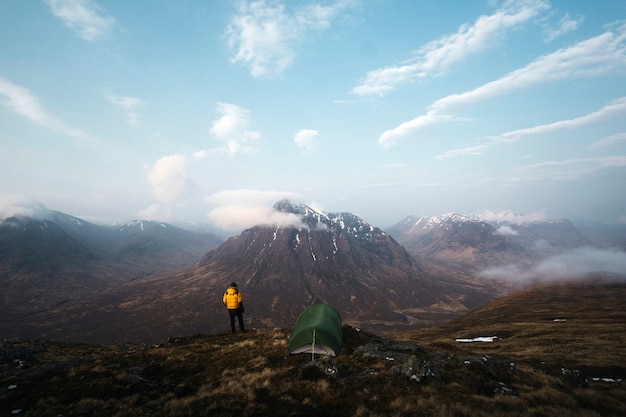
[228,309,245,333]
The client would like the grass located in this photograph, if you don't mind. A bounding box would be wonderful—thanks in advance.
[1,281,625,416]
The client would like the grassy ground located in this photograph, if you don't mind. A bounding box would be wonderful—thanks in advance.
[1,281,625,416]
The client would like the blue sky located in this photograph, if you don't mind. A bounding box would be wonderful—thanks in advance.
[1,0,626,232]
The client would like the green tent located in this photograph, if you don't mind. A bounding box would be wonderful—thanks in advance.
[288,304,343,357]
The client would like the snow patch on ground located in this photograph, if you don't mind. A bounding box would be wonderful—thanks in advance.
[455,336,498,343]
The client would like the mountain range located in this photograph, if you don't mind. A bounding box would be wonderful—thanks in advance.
[0,212,222,321]
[386,212,596,271]
[1,200,624,344]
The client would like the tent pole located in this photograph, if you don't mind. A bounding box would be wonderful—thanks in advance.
[312,328,316,362]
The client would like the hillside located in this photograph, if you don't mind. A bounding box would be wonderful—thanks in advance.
[1,280,624,417]
[395,276,626,377]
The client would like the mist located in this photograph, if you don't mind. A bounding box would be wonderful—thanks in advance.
[479,246,626,283]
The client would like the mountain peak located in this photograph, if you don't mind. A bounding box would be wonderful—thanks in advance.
[270,200,384,240]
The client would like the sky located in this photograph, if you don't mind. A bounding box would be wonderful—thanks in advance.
[1,0,626,233]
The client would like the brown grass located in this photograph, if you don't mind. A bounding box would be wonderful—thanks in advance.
[2,282,625,417]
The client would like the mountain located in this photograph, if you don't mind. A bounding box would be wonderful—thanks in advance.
[480,215,592,255]
[0,200,505,344]
[386,213,532,270]
[0,216,116,320]
[387,212,594,271]
[572,220,626,251]
[0,211,222,322]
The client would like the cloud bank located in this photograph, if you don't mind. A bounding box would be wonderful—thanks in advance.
[204,189,304,231]
[480,247,626,283]
[0,194,49,220]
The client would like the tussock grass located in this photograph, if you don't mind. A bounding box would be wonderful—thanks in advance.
[2,282,625,416]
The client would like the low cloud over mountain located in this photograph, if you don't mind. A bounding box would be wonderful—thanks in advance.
[479,247,626,284]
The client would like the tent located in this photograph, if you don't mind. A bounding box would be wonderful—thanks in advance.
[288,303,343,357]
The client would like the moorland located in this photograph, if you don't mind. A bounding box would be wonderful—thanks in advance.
[1,279,624,417]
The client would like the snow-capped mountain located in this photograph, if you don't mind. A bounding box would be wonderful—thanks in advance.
[387,211,595,271]
[387,213,531,270]
[472,211,592,254]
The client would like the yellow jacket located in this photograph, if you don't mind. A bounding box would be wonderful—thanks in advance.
[223,287,242,310]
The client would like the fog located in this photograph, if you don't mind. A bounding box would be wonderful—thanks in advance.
[479,246,626,283]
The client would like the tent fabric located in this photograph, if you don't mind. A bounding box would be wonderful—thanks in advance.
[288,304,343,357]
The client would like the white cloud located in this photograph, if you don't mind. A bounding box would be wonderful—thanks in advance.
[207,205,303,231]
[590,131,626,149]
[106,94,142,126]
[378,24,626,148]
[352,0,549,96]
[138,203,172,222]
[204,189,303,231]
[225,0,354,77]
[0,76,92,142]
[437,97,626,158]
[430,26,626,112]
[0,194,48,220]
[479,247,626,283]
[294,129,319,152]
[435,144,492,159]
[147,155,188,203]
[44,0,116,42]
[210,102,261,155]
[543,13,583,42]
[377,111,460,149]
[494,225,518,236]
[522,155,626,180]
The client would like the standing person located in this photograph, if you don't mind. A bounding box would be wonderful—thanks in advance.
[223,282,245,334]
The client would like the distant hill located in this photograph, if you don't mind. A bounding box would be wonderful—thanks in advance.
[386,213,532,270]
[0,212,222,321]
[0,201,505,344]
[387,213,593,271]
[572,219,626,251]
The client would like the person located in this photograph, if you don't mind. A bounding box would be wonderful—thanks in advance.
[223,282,245,334]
